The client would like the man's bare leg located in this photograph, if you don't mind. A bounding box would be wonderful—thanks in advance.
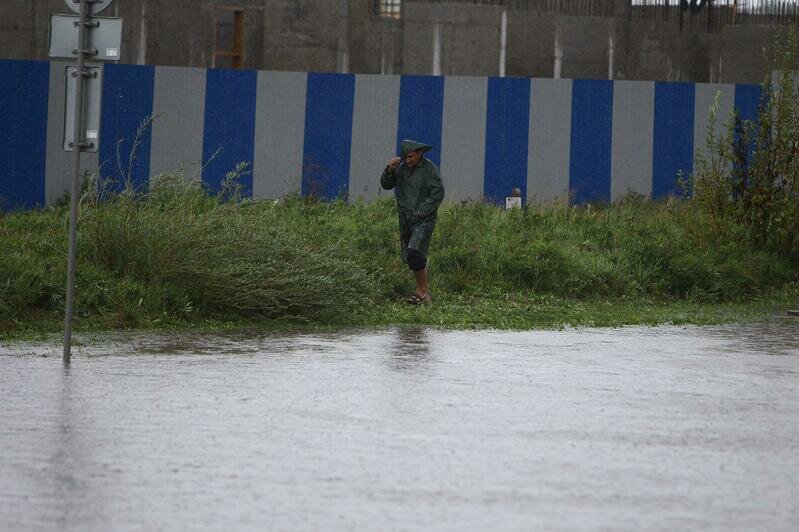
[413,267,428,298]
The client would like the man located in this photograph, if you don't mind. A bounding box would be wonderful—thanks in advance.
[381,139,445,304]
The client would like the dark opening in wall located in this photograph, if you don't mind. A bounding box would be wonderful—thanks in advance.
[375,0,402,19]
[214,7,245,69]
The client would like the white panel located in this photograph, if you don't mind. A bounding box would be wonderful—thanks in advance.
[253,71,307,198]
[150,66,206,180]
[528,78,572,204]
[693,83,735,167]
[611,80,654,201]
[440,76,487,202]
[348,75,401,202]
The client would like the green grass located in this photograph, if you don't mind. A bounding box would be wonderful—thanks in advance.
[1,173,797,340]
[7,292,798,344]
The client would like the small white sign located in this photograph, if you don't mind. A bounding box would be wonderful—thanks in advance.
[86,130,98,140]
[505,197,522,209]
[106,48,119,58]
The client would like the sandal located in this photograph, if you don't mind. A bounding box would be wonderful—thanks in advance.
[406,293,431,305]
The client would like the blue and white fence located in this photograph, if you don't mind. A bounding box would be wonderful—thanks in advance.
[0,58,760,211]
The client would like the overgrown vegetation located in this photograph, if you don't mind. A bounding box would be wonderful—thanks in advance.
[1,169,796,339]
[688,27,799,261]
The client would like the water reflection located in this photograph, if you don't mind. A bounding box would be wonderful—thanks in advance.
[54,365,84,529]
[387,326,432,372]
[714,319,799,357]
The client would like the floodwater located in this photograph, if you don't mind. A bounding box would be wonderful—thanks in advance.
[1,321,798,531]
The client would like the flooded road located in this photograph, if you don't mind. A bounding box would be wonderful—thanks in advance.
[2,321,798,531]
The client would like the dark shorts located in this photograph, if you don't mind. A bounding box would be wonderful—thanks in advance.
[400,220,435,268]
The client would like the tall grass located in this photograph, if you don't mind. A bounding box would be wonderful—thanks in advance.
[78,172,378,321]
[1,170,796,333]
[688,27,799,261]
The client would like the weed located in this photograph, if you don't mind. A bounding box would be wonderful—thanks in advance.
[688,28,799,261]
[1,173,795,338]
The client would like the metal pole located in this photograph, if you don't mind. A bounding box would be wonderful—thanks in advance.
[64,0,89,365]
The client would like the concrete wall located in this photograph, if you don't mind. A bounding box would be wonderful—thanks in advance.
[0,58,760,211]
[401,3,503,76]
[0,1,789,83]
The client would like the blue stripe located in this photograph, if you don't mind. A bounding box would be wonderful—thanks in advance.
[0,60,49,211]
[100,63,156,192]
[396,75,445,166]
[201,69,257,196]
[733,83,762,175]
[652,82,695,199]
[569,79,613,204]
[483,77,530,204]
[302,73,355,200]
[734,83,762,123]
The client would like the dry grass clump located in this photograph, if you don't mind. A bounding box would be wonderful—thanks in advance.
[79,172,377,321]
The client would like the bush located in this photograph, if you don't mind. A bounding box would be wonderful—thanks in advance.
[688,28,799,261]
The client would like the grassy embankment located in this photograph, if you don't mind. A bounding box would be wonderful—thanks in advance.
[2,173,797,341]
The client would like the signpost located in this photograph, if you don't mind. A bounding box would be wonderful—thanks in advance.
[63,65,102,152]
[49,15,123,63]
[49,0,121,365]
[63,0,115,16]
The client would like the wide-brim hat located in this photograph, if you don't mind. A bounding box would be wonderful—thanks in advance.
[400,139,433,157]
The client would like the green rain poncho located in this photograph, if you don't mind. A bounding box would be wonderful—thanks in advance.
[380,139,446,265]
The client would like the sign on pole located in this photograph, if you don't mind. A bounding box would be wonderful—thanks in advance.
[63,0,114,16]
[58,0,121,365]
[49,15,123,61]
[64,65,102,152]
